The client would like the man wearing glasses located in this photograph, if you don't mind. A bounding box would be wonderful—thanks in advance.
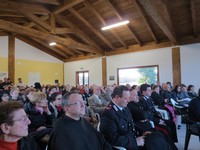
[48,91,111,150]
[0,101,31,150]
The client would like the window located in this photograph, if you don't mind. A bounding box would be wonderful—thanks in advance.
[76,71,89,86]
[117,65,159,85]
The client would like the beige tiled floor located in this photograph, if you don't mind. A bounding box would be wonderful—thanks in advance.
[176,124,199,150]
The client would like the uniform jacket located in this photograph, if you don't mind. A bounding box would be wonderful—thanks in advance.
[100,102,138,150]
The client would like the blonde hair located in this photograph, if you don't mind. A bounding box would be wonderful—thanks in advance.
[29,91,47,105]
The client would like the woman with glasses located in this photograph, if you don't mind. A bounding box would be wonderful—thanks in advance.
[0,101,31,150]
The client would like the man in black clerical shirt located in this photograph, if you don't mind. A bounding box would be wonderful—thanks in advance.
[48,91,111,150]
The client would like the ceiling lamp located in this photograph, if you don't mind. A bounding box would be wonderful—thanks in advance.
[49,42,56,46]
[101,20,129,30]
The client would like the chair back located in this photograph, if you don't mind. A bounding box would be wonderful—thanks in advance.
[184,113,200,150]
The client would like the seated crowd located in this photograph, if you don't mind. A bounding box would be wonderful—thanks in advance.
[0,77,199,150]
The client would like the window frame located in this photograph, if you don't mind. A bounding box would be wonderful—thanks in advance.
[117,65,159,85]
[76,70,89,86]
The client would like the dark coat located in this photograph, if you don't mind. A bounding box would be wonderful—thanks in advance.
[100,102,138,150]
[24,102,54,132]
[139,96,161,124]
[188,96,200,121]
[100,102,175,150]
[48,115,112,150]
[151,91,165,106]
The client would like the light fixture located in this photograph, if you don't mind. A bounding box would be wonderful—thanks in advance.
[49,42,56,46]
[101,20,129,30]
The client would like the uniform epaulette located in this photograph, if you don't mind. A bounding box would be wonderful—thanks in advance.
[105,104,112,110]
[113,105,119,111]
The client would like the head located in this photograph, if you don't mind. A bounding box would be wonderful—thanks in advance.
[163,83,171,92]
[0,101,31,142]
[61,92,85,120]
[105,86,113,95]
[131,85,139,91]
[0,92,10,102]
[187,85,195,92]
[152,85,160,94]
[156,81,161,86]
[10,88,20,100]
[140,84,152,97]
[130,90,139,103]
[25,87,36,99]
[125,84,131,90]
[172,85,181,93]
[51,92,62,107]
[83,86,89,94]
[29,92,47,108]
[18,78,22,83]
[112,85,130,108]
[93,85,101,96]
[180,84,187,92]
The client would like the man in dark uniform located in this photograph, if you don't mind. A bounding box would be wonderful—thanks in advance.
[100,85,171,150]
[139,84,178,142]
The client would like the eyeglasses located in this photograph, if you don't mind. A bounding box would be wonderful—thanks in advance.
[11,114,29,123]
[2,94,9,97]
[67,101,84,106]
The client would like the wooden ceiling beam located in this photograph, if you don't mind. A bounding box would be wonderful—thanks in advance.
[84,0,128,49]
[0,12,24,17]
[106,0,142,46]
[106,41,173,56]
[0,31,8,36]
[138,0,177,44]
[32,38,70,57]
[64,54,102,62]
[0,0,50,15]
[19,11,52,31]
[31,0,61,5]
[24,15,49,28]
[31,39,66,56]
[50,13,56,34]
[133,0,158,43]
[0,19,99,54]
[55,44,76,56]
[53,0,84,14]
[190,0,198,37]
[16,35,64,60]
[56,15,103,52]
[54,27,75,34]
[69,8,115,49]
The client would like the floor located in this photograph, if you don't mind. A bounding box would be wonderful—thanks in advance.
[176,124,199,150]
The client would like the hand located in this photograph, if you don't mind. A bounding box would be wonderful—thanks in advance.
[43,105,51,115]
[143,131,152,136]
[136,136,145,146]
[36,126,47,131]
[159,119,166,125]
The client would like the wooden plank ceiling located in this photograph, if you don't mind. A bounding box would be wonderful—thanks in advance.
[0,0,199,62]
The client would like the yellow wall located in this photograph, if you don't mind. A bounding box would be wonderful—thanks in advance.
[0,57,63,85]
[15,59,63,85]
[0,57,8,72]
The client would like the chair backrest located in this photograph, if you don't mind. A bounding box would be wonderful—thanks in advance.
[184,113,200,150]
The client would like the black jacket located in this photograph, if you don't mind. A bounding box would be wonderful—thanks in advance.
[100,102,138,150]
